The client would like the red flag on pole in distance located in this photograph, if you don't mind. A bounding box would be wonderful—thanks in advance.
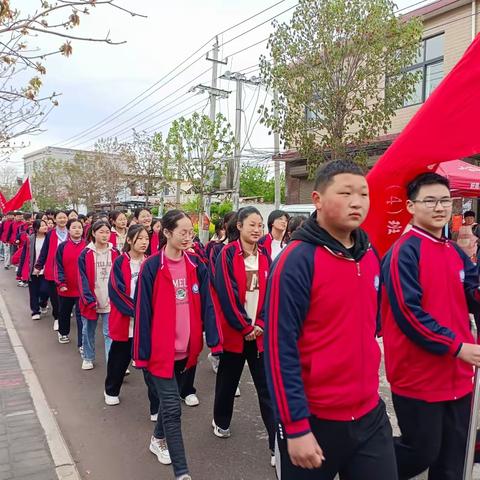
[4,178,33,212]
[363,34,480,257]
[0,192,6,211]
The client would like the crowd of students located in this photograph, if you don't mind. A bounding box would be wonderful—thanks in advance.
[0,160,479,480]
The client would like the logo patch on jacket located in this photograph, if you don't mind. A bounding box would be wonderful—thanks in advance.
[374,275,380,291]
[192,283,199,294]
[460,270,465,283]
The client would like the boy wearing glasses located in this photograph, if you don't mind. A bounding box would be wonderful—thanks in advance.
[382,172,480,480]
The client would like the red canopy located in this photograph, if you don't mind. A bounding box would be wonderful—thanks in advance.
[436,160,480,197]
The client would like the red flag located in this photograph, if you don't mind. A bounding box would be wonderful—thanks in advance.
[4,178,33,212]
[0,192,6,211]
[363,34,480,256]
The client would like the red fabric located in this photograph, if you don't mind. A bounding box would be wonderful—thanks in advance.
[0,192,6,211]
[55,239,86,297]
[382,230,474,401]
[258,233,273,258]
[4,178,32,212]
[150,231,159,254]
[0,220,12,243]
[8,221,22,244]
[36,230,59,281]
[363,34,480,257]
[11,247,22,266]
[436,160,480,197]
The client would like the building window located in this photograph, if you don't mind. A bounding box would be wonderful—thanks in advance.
[403,33,444,107]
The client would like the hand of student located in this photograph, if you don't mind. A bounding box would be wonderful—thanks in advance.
[32,268,40,276]
[253,326,263,338]
[59,287,67,293]
[245,329,256,341]
[457,343,480,366]
[287,433,325,469]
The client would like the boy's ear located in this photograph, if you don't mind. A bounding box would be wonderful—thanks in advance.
[406,199,415,216]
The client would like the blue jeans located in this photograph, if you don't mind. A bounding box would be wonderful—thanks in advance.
[151,361,189,478]
[81,313,111,363]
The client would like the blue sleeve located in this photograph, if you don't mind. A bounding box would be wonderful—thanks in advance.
[35,231,50,270]
[382,239,461,356]
[264,242,313,438]
[108,256,134,317]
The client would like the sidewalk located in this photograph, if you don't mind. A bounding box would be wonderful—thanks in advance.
[0,311,57,480]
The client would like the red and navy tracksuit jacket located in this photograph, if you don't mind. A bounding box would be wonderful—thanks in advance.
[78,244,119,321]
[258,233,273,258]
[18,234,41,282]
[108,253,145,342]
[35,229,66,281]
[54,238,86,297]
[264,216,382,438]
[8,220,23,245]
[381,226,480,403]
[214,240,271,354]
[133,249,222,379]
[1,220,12,243]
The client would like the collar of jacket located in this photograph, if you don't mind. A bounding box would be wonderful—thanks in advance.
[159,248,197,271]
[410,225,448,244]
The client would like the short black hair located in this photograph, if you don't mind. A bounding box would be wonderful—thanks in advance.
[314,160,365,192]
[267,210,290,232]
[464,210,476,219]
[406,173,450,201]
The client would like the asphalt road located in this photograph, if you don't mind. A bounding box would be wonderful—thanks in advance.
[0,268,276,480]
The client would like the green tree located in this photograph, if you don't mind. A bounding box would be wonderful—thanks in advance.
[240,165,285,203]
[0,2,143,151]
[260,0,423,174]
[31,157,69,210]
[167,112,235,218]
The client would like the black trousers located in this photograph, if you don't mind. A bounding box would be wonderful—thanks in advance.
[47,280,59,320]
[213,340,275,451]
[28,275,48,315]
[58,296,82,345]
[278,400,398,480]
[393,392,471,480]
[105,339,160,416]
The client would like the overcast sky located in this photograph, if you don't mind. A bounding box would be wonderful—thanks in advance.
[8,0,431,173]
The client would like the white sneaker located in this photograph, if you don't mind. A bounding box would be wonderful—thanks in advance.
[53,319,59,331]
[149,436,171,465]
[31,314,41,321]
[104,392,120,406]
[40,307,48,314]
[124,369,130,376]
[78,346,84,357]
[212,419,231,438]
[81,359,94,370]
[207,352,219,374]
[270,453,276,467]
[235,387,241,397]
[150,413,158,422]
[58,333,70,344]
[16,280,23,287]
[176,476,192,480]
[182,394,199,407]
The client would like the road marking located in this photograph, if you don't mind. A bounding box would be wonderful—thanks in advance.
[5,409,35,417]
[0,291,82,480]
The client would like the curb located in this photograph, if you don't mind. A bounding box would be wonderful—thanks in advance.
[0,292,82,480]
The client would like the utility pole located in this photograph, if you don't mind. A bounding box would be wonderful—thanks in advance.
[220,72,262,210]
[190,38,229,244]
[273,88,281,209]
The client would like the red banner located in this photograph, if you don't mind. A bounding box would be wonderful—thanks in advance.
[0,192,6,211]
[363,34,480,256]
[4,178,32,212]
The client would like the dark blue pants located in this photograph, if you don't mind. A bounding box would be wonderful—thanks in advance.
[58,295,82,346]
[28,275,49,315]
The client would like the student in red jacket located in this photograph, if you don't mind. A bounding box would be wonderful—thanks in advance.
[104,225,150,405]
[55,219,86,346]
[264,161,397,479]
[213,206,276,467]
[382,172,480,480]
[150,218,161,254]
[133,209,222,479]
[18,219,49,320]
[258,209,290,261]
[34,210,69,331]
[1,211,14,269]
[109,210,128,252]
[78,220,119,371]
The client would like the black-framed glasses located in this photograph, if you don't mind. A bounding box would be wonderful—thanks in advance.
[412,198,453,209]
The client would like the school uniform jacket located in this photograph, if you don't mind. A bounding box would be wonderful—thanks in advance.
[133,249,222,379]
[108,253,144,342]
[54,238,86,297]
[8,221,22,245]
[264,216,382,438]
[35,229,66,281]
[258,233,273,258]
[78,243,119,321]
[18,233,40,282]
[1,220,12,243]
[214,240,271,354]
[381,226,480,403]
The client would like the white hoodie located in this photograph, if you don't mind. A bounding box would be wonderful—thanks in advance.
[86,242,114,314]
